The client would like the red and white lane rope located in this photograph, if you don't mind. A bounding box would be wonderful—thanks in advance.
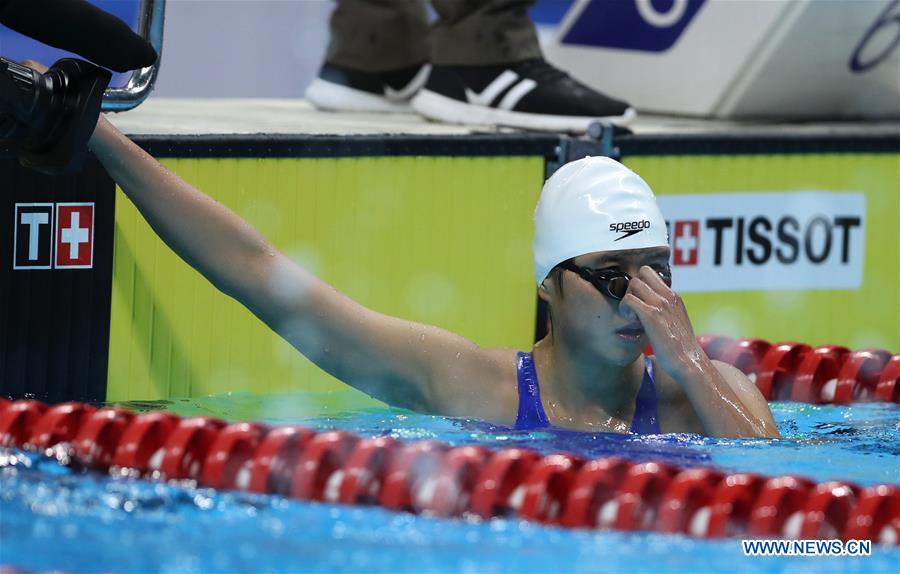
[684,335,898,405]
[1,399,897,544]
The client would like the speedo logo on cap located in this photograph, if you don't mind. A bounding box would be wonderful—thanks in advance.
[610,220,651,241]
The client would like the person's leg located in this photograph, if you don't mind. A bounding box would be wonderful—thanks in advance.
[306,0,432,113]
[327,0,429,72]
[412,0,635,131]
[429,0,541,66]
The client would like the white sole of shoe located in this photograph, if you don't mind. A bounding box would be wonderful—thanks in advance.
[410,89,636,132]
[305,78,413,114]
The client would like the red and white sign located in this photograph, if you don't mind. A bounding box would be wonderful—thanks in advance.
[55,203,94,269]
[657,192,866,292]
[672,220,700,266]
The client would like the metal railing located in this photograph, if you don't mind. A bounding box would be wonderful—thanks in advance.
[102,0,165,111]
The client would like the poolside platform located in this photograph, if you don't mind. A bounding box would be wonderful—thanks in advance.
[110,97,900,138]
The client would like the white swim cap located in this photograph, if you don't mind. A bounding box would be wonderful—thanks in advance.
[533,156,669,285]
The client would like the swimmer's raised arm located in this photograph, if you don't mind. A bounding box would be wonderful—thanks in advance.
[81,99,512,420]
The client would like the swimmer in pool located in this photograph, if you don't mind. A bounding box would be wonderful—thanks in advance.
[23,61,777,439]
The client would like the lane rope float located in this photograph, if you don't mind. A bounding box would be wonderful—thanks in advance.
[688,336,898,405]
[1,398,897,545]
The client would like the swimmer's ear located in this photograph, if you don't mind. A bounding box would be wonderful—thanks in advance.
[538,279,553,303]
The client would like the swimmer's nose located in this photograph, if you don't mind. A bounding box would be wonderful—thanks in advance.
[618,297,639,322]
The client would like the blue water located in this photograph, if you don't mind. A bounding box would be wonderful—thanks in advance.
[1,393,898,573]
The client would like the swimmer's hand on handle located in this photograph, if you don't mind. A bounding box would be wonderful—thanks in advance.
[12,61,511,421]
[621,266,779,438]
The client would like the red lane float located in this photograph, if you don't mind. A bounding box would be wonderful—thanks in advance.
[755,343,812,401]
[27,402,96,450]
[694,335,897,404]
[158,417,226,480]
[875,355,900,403]
[0,400,48,448]
[843,485,900,544]
[292,430,359,502]
[112,412,180,473]
[416,445,491,517]
[748,476,815,537]
[518,453,583,523]
[611,462,677,531]
[338,436,399,505]
[833,350,892,404]
[656,468,724,535]
[468,448,540,519]
[797,481,860,540]
[201,422,268,490]
[791,346,850,403]
[1,399,898,545]
[380,440,448,511]
[560,457,630,528]
[73,408,135,470]
[248,426,314,495]
[704,473,766,538]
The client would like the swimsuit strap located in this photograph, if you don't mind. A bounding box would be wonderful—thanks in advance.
[514,352,550,430]
[514,352,661,434]
[629,356,661,434]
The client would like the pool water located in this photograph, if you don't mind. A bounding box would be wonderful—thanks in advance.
[1,391,898,573]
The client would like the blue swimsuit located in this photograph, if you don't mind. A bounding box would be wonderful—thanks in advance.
[514,352,661,434]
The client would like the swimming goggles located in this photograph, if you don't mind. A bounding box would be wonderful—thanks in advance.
[556,260,672,300]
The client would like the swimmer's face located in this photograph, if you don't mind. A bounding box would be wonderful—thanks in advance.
[540,247,671,365]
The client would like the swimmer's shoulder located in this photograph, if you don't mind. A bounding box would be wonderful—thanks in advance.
[426,346,520,424]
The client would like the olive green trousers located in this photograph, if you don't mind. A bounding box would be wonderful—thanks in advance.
[325,0,542,71]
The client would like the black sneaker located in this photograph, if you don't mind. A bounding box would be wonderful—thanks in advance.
[305,62,431,113]
[410,59,635,132]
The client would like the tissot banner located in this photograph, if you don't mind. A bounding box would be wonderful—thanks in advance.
[658,192,866,292]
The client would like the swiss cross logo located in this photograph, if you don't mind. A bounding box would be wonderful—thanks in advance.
[55,203,94,268]
[12,202,94,270]
[672,219,700,266]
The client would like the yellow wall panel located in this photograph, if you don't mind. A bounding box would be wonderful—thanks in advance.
[108,156,544,401]
[108,151,897,402]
